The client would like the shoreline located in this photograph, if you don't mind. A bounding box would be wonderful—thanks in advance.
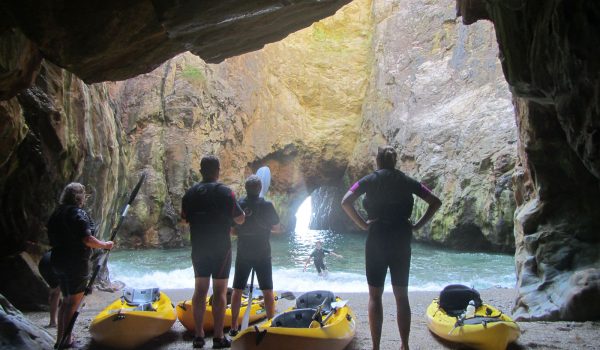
[25,288,600,349]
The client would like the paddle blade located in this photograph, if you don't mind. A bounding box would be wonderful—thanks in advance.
[241,269,255,330]
[241,290,253,329]
[256,166,271,198]
[254,326,267,346]
[278,291,296,300]
[331,300,348,309]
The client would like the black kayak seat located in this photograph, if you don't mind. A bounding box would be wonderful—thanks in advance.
[122,287,160,306]
[439,284,482,317]
[271,309,316,328]
[208,287,234,306]
[295,290,335,312]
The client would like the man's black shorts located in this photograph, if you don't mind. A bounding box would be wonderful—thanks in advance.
[192,249,232,279]
[232,257,273,290]
[51,261,89,296]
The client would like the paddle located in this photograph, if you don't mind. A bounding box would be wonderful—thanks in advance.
[256,166,270,198]
[275,291,296,301]
[56,173,146,350]
[309,297,330,327]
[241,268,255,330]
[319,300,348,327]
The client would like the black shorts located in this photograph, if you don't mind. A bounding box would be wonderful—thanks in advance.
[51,260,90,296]
[232,256,273,290]
[38,252,59,289]
[192,249,232,279]
[365,222,412,288]
[314,261,327,274]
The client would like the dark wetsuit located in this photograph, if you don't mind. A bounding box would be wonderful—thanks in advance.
[182,181,243,279]
[47,205,94,295]
[310,248,331,273]
[232,195,279,290]
[38,251,59,289]
[350,168,431,288]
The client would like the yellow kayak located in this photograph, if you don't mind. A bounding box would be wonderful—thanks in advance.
[426,298,520,350]
[90,288,176,348]
[232,290,356,350]
[177,293,272,332]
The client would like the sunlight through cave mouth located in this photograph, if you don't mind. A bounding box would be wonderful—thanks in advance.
[294,195,312,234]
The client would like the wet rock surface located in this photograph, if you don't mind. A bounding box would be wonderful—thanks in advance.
[461,0,600,321]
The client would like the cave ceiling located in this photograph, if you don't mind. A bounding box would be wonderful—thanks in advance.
[0,0,352,98]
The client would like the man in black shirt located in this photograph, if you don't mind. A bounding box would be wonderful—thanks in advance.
[229,175,280,335]
[181,156,245,349]
[47,182,114,348]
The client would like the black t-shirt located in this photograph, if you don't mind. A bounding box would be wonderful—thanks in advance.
[352,169,427,223]
[236,196,279,259]
[47,205,94,263]
[181,181,243,252]
[310,248,331,264]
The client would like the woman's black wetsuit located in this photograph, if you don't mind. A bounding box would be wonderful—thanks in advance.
[349,168,430,288]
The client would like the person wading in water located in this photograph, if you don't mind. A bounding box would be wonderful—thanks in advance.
[303,241,342,277]
[341,146,441,350]
[228,175,281,336]
[182,156,245,349]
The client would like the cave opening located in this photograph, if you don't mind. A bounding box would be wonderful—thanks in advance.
[294,194,312,233]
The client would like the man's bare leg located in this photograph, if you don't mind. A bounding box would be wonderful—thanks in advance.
[229,288,244,331]
[368,285,384,350]
[57,292,83,346]
[392,285,410,350]
[192,277,210,339]
[262,289,275,319]
[211,278,229,339]
[48,287,61,327]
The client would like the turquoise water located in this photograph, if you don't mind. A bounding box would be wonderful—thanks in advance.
[108,197,516,292]
[108,229,516,292]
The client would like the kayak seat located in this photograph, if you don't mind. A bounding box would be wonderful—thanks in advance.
[271,309,316,328]
[295,290,335,312]
[122,287,160,306]
[439,284,482,317]
[208,288,234,306]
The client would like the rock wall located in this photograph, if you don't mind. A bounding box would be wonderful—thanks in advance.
[0,61,125,304]
[339,0,516,252]
[0,293,54,350]
[113,0,517,253]
[111,0,373,246]
[458,0,600,320]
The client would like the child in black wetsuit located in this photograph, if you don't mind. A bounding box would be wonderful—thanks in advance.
[303,241,342,276]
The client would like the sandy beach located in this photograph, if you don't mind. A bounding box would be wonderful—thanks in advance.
[25,288,600,349]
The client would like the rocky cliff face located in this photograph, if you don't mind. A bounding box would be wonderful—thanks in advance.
[340,0,516,252]
[111,0,373,246]
[114,0,516,254]
[459,0,600,321]
[0,61,125,305]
